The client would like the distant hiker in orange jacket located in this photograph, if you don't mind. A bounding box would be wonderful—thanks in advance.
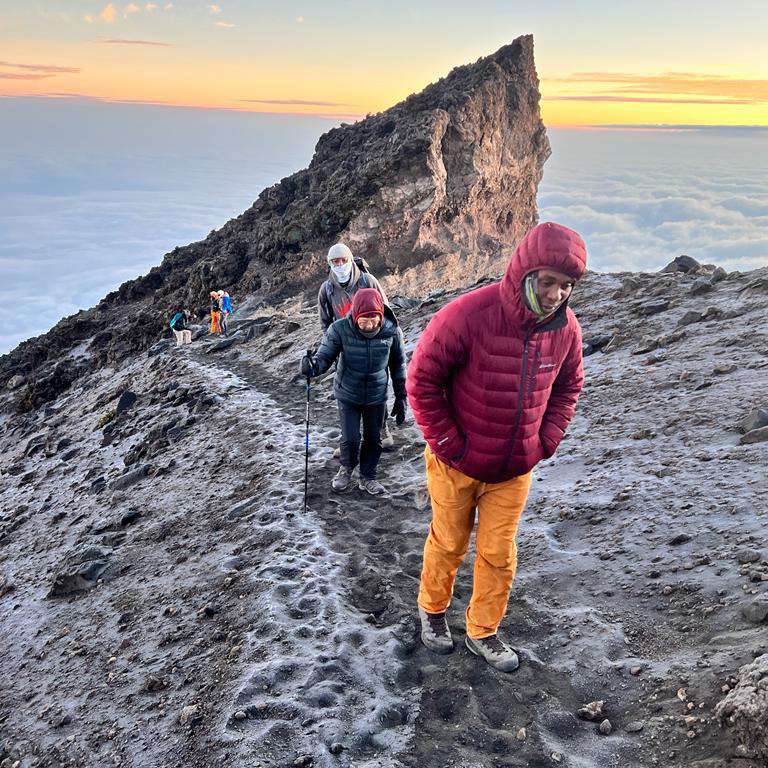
[209,291,222,335]
[407,222,587,673]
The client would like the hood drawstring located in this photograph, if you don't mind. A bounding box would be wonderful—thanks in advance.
[522,272,549,318]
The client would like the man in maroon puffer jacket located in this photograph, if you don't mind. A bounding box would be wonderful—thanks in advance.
[407,221,587,672]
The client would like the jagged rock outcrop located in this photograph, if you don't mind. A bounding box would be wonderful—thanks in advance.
[716,653,768,759]
[0,35,547,411]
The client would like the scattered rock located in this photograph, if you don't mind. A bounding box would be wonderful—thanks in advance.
[578,700,604,721]
[638,299,670,316]
[515,727,527,741]
[736,549,762,564]
[625,721,645,733]
[716,653,768,760]
[6,374,25,390]
[205,337,236,354]
[599,719,612,735]
[390,296,421,310]
[713,363,736,374]
[741,595,768,624]
[115,390,137,416]
[145,675,167,692]
[109,465,150,491]
[120,509,142,527]
[691,278,713,296]
[677,310,703,327]
[741,427,768,445]
[329,742,345,754]
[711,266,728,283]
[669,533,692,546]
[661,255,700,273]
[739,408,768,434]
[180,704,201,726]
[49,560,108,597]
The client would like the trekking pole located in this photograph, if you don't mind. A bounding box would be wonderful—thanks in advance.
[303,350,312,514]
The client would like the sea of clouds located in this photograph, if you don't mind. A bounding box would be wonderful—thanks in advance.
[540,127,768,273]
[1,99,766,355]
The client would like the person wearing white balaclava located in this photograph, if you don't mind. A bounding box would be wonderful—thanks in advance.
[317,243,388,332]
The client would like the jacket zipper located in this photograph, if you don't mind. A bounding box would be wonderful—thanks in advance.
[504,326,535,476]
[527,346,541,400]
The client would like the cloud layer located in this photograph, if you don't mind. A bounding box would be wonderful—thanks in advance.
[0,99,328,355]
[539,127,768,273]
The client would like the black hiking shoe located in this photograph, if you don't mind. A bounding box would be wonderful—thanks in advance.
[418,606,453,654]
[465,634,519,672]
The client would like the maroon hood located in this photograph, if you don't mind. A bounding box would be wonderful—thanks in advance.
[351,288,384,321]
[500,221,587,325]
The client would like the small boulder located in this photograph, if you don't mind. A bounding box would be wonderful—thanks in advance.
[661,255,700,273]
[6,374,25,390]
[711,266,728,283]
[691,278,713,296]
[741,595,768,625]
[677,310,703,327]
[739,409,768,434]
[115,390,137,416]
[741,427,768,445]
[578,700,604,721]
[109,464,150,491]
[638,299,670,316]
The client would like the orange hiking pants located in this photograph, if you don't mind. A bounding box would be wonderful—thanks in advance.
[418,446,532,639]
[210,310,221,334]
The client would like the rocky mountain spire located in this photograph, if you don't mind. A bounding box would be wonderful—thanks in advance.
[0,35,549,410]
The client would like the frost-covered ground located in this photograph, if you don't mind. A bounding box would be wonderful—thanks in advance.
[2,262,768,767]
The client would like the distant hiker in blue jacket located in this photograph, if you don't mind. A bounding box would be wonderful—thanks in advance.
[218,290,233,335]
[170,310,192,346]
[301,288,407,496]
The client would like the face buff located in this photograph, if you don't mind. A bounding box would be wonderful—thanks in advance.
[522,271,550,318]
[331,260,353,284]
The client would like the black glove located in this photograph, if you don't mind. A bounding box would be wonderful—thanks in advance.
[300,354,314,377]
[391,398,407,426]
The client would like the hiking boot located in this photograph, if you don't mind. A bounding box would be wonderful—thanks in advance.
[381,420,395,450]
[331,466,352,492]
[465,634,519,673]
[418,606,453,654]
[359,477,386,495]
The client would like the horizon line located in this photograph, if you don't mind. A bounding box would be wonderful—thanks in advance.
[1,94,767,130]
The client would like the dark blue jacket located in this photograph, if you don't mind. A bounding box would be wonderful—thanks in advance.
[311,306,407,406]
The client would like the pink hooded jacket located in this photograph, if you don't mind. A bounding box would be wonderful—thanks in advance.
[406,222,587,483]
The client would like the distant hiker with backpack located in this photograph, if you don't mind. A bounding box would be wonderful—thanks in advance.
[301,288,407,496]
[407,222,587,673]
[169,310,192,346]
[317,243,395,449]
[209,291,222,335]
[218,290,233,335]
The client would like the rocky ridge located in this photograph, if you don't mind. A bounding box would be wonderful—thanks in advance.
[0,35,547,412]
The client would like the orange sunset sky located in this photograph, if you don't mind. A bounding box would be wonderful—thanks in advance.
[1,1,767,126]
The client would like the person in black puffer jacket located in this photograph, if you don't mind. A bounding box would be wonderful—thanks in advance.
[301,288,407,496]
